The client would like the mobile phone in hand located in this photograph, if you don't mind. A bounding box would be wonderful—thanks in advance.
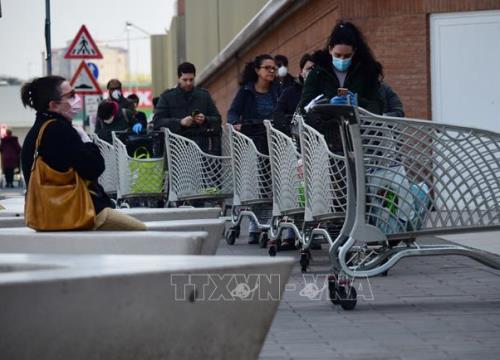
[337,88,348,96]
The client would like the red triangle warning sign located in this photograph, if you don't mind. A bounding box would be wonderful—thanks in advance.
[64,25,103,59]
[70,61,102,95]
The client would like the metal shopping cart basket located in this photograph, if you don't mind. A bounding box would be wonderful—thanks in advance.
[91,134,118,199]
[264,120,306,258]
[296,115,352,273]
[311,104,500,310]
[112,131,167,207]
[225,124,273,245]
[164,129,233,207]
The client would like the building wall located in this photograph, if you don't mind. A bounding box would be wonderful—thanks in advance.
[151,0,268,96]
[339,0,500,120]
[202,0,500,122]
[151,34,170,96]
[205,0,340,121]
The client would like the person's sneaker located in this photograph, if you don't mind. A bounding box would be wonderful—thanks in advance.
[248,232,259,244]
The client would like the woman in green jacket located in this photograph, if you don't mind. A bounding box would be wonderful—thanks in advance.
[300,21,383,114]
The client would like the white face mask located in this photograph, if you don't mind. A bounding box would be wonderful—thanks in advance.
[111,89,121,100]
[277,66,288,78]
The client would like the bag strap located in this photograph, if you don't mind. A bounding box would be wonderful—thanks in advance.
[33,119,56,160]
[31,119,56,173]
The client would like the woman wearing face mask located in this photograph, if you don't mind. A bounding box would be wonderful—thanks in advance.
[20,76,146,230]
[299,21,383,115]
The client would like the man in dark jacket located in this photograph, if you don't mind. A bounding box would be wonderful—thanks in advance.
[273,53,314,135]
[0,129,22,188]
[274,54,296,97]
[153,62,222,155]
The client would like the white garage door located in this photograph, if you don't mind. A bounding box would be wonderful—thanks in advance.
[431,10,500,133]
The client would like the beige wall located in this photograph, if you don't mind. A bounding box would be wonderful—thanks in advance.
[217,0,269,47]
[185,0,219,74]
[151,34,170,96]
[151,0,268,96]
[185,0,268,74]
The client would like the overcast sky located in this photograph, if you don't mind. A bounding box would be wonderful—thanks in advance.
[0,0,176,80]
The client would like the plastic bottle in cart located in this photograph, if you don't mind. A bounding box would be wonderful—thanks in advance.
[297,159,305,207]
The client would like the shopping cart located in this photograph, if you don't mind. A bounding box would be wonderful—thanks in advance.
[311,104,500,310]
[296,115,352,273]
[112,131,167,207]
[91,134,118,198]
[264,120,306,258]
[225,124,273,245]
[164,129,233,207]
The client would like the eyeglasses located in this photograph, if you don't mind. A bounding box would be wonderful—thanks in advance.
[260,66,278,72]
[60,90,76,100]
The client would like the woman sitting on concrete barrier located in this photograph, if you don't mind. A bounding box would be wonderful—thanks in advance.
[20,76,146,231]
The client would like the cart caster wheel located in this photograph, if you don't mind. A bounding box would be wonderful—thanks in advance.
[268,246,277,257]
[225,229,237,245]
[235,227,240,238]
[338,286,357,311]
[299,252,310,273]
[258,232,268,248]
[381,270,389,277]
[328,277,340,305]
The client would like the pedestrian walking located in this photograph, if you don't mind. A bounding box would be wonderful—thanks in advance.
[0,129,21,188]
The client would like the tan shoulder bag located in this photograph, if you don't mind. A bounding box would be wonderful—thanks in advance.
[24,120,96,231]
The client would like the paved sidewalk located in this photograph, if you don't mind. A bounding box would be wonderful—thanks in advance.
[218,225,500,360]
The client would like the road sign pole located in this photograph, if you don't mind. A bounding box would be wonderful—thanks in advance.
[45,0,52,75]
[82,95,87,129]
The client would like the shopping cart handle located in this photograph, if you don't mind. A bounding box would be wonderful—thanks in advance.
[310,104,358,124]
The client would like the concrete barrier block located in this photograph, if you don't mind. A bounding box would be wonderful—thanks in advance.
[0,230,206,255]
[0,254,293,360]
[146,218,225,254]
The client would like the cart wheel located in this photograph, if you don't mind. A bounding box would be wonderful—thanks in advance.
[328,278,340,305]
[234,227,240,238]
[258,232,268,248]
[381,270,389,277]
[225,229,237,245]
[268,246,277,257]
[338,286,357,311]
[299,251,310,273]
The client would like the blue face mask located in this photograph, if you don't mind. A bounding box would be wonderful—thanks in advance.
[332,56,352,72]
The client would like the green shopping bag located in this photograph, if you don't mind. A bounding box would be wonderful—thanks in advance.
[129,147,165,194]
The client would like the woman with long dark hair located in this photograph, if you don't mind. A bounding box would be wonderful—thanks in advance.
[20,76,146,230]
[227,55,279,244]
[227,54,280,155]
[300,21,383,114]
